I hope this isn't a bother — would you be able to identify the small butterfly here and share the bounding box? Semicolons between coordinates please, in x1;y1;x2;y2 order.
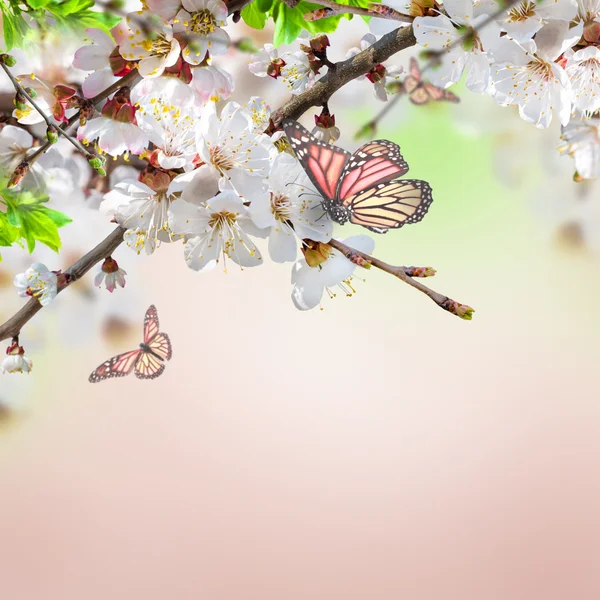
404;58;460;106
282;119;433;234
89;305;172;383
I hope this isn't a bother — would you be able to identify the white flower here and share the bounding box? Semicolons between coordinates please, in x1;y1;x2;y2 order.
131;76;196;109
280;51;315;94
414;0;502;92
102;173;182;254
13;262;58;306
369;0;412;36
119;13;181;78
146;0;182;20
1;342;32;374
558;116;600;179
566;46;600;115
190;64;234;103
77;92;149;157
168;190;265;271
291;235;375;310
94;257;127;293
248;153;333;263
499;0;577;41
136;98;197;170
73;28;121;98
490;21;580;128
174;0;230;65
344;34;404;100
312;123;340;144
248;44;280;77
196;100;272;201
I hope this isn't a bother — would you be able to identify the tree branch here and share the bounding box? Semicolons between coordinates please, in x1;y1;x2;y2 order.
328;238;474;319
0;227;126;342
272;25;417;123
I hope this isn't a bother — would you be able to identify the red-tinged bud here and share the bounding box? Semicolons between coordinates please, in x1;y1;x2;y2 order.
6;341;25;356
46;126;59;144
101;256;120;274
53;84;76;101
556;53;568;69
79;101;95;127
0;53;16;67
442;299;475;320
584;20;600;43
8;160;30;187
345;252;372;269
310;35;330;53
267;57;286;79
302;239;332;267
366;64;387;84
573;170;584;182
101;87;137;124
304;7;335;21
141;168;172;193
405;266;436;277
55;271;70;288
109;46;134;76
314;106;336;129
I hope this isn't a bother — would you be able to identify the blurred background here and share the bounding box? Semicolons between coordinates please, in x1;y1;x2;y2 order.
1;13;600;600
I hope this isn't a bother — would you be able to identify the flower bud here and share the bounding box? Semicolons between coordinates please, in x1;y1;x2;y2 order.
405;266;436;277
304;7;334;21
24;87;37;99
0;53;16;67
443;300;475;320
366;64;387;84
310;35;330;54
14;91;28;111
88;156;107;177
8;160;30;188
46;126;59;144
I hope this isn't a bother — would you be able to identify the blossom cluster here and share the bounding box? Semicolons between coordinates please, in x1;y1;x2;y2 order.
247;0;600;180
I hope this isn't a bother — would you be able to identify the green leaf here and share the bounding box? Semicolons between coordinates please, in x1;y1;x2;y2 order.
241;2;270;29
0;212;20;247
1;188;71;253
0;3;29;50
25;0;52;9
272;2;303;46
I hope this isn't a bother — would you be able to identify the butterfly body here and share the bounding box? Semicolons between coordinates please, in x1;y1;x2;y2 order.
89;305;172;383
282;119;433;234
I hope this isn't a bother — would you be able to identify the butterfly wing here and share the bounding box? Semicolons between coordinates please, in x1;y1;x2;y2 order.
88;349;141;383
409;57;422;81
337;140;409;200
347;179;433;234
143;304;160;345
409;86;431;105
282;119;350;201
134;351;166;380
147;332;172;361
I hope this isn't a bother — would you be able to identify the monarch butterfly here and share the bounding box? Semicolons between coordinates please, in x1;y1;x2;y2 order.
282;119;433;234
88;305;172;383
404;58;460;106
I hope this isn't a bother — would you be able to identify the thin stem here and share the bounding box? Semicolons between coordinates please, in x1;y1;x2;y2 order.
328;238;474;319
0;62;96;159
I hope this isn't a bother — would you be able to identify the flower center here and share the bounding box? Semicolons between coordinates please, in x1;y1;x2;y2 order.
209;210;238;230
526;58;555;82
507;1;536;22
190;10;217;36
271;193;292;221
209;145;235;174
142;33;173;57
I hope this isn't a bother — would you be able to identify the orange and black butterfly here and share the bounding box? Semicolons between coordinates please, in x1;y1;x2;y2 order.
282;119;433;234
404;58;460;106
89;305;172;382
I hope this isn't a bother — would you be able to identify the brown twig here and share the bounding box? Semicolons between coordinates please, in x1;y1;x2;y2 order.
305;0;413;23
0;62;96;160
272;25;417;124
328;238;474;319
0;227;126;342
